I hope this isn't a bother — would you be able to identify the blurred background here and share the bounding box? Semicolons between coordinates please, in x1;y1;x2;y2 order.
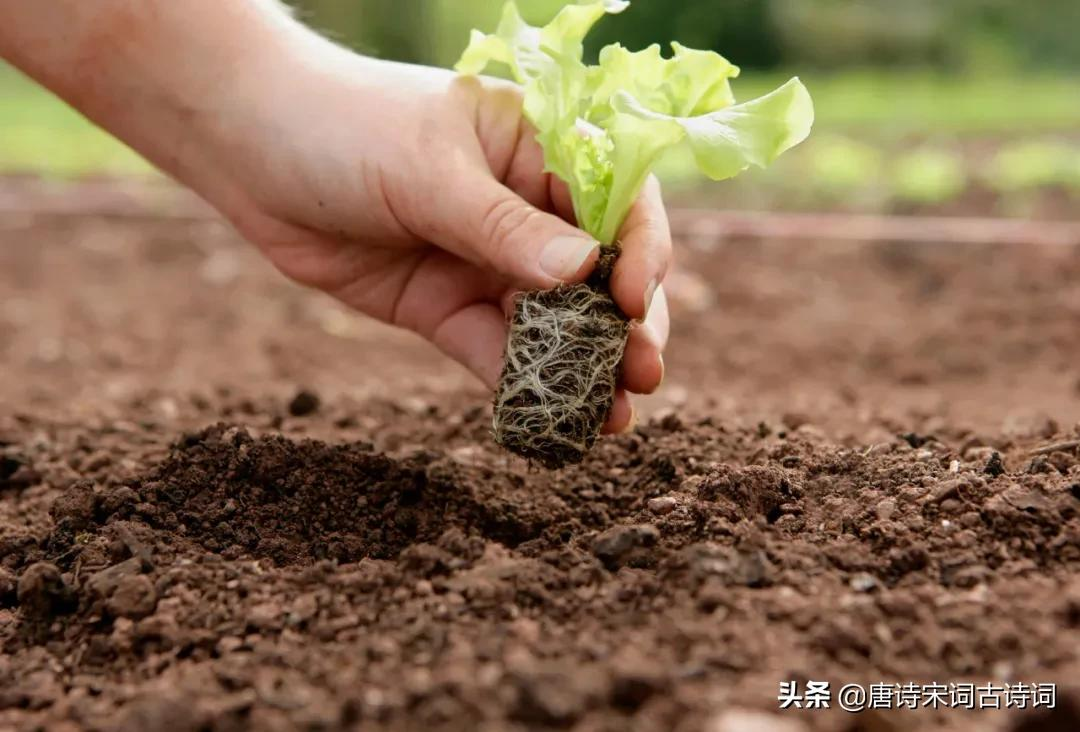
2;0;1079;218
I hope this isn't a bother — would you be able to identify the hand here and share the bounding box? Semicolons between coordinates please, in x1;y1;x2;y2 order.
0;1;671;433
209;50;670;433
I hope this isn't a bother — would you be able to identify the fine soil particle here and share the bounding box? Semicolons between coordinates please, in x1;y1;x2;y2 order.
3;209;1080;731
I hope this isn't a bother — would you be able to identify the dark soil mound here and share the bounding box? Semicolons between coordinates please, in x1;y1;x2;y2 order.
93;424;572;566
133;425;435;564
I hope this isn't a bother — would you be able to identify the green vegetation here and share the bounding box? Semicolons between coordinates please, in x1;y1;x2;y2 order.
736;72;1080;135
986;140;1080;192
468;0;812;467
891;148;967;204
2;0;1079;219
455;0;811;244
0;65;155;178
297;0;1080;74
5;59;1079;182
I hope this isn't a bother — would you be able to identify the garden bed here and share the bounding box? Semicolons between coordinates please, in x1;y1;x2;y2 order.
2;205;1079;731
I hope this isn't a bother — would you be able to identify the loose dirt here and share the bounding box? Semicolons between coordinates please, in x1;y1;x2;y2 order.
2;206;1080;731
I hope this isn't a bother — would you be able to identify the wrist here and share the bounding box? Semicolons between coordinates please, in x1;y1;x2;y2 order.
98;2;303;169
6;1;310;197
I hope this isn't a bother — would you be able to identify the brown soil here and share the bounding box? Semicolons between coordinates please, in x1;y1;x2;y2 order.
2;199;1080;732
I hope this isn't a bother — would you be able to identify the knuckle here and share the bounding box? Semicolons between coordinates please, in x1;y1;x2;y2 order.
479;194;534;260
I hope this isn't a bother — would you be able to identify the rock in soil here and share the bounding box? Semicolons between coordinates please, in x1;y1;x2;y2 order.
647;495;679;515
592;523;659;569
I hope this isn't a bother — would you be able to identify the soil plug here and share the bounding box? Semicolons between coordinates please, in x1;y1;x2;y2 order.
494;249;628;468
457;0;813;467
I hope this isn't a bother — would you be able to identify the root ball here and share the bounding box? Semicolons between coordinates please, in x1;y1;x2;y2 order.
493;282;630;469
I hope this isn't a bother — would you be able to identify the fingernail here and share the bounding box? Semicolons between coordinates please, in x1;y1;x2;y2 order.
657;353;665;386
540;236;597;280
643;278;659;316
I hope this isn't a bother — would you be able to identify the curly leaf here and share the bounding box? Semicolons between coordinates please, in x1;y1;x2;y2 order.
456;1;814;245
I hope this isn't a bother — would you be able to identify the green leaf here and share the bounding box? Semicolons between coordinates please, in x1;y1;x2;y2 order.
454;2;533;81
613;77;815;182
456;1;814;245
590;43;740;122
594;113;684;244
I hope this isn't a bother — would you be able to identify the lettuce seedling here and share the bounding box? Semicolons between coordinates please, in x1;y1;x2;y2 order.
458;0;813;468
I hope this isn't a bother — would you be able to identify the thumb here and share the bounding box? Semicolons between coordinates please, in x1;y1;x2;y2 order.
437;176;600;289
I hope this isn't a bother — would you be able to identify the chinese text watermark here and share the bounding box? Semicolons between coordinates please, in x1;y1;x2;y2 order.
778;680;1056;712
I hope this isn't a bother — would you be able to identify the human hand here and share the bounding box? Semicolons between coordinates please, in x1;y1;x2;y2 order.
210;50;669;432
0;1;670;432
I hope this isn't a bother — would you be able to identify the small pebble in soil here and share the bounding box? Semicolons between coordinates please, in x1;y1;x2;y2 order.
287;389;321;417
875;497;897;521
849;573;879;593
592;524;659;569
647;496;678;515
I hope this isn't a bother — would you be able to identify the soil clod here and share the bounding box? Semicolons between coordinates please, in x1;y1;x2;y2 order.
16;561;75;620
0;452;40;490
984;450;1007;477
105;574;157;619
49;479;96;534
287;389;321;417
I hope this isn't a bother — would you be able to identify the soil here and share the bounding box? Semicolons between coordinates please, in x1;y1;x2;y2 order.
2;198;1080;732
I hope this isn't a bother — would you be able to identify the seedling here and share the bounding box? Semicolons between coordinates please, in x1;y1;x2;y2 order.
457;0;813;468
